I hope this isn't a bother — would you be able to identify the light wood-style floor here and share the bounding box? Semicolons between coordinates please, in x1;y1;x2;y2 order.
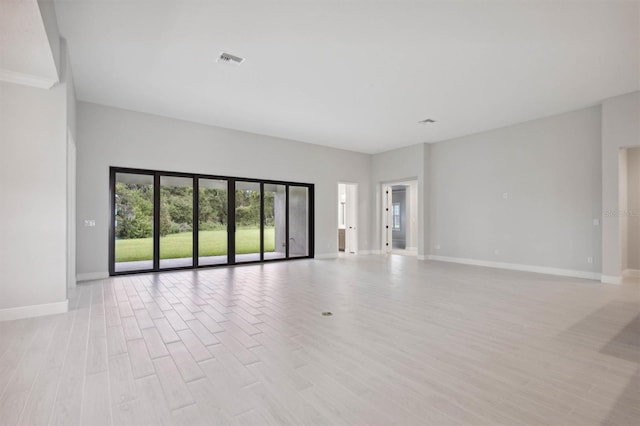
1;255;638;425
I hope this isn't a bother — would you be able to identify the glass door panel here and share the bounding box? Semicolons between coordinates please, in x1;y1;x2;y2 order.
289;186;309;258
159;176;194;269
114;173;154;272
198;178;228;266
264;183;286;260
235;181;261;263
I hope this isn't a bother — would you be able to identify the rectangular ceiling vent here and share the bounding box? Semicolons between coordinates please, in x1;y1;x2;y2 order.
217;52;244;65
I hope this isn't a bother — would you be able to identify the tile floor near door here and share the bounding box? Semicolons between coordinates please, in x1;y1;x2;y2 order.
1;256;639;425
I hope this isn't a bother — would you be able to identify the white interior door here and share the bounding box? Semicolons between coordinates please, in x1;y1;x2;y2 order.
345;184;358;253
383;185;392;253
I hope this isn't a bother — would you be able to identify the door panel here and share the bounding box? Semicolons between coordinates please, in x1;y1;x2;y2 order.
345;184;358;254
264;183;286;260
159;176;194;269
114;172;155;273
198;178;228;266
289;186;309;257
383;186;392;254
235;181;261;263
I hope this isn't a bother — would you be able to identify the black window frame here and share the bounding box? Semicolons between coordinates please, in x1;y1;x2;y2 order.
109;166;315;276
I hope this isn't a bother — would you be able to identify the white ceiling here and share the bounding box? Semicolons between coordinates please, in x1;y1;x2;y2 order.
54;0;639;154
1;0;59;88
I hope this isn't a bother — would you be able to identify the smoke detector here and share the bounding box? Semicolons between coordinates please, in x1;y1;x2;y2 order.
217;52;245;66
418;118;436;124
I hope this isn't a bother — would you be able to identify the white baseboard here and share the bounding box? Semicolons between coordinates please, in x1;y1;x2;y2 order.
623;269;640;278
0;299;68;322
315;253;338;259
601;275;622;285
316;251;381;258
426;255;601;281
406;246;418;251
417;254;427;260
77;272;109;282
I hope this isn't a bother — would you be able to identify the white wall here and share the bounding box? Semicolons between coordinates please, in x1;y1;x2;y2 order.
0;1;76;319
601;91;640;282
428;106;602;276
0;81;69;317
371;143;426;256
627;147;640;272
76;102;372;277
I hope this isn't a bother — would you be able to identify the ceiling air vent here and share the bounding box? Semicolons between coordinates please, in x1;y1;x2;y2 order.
217;52;244;65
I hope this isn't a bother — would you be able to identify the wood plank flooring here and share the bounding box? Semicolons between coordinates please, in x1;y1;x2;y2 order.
1;255;638;425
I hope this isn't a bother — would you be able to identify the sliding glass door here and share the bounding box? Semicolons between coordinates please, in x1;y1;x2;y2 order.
264;184;286;260
110;167;314;275
113;172;154;273
289;186;310;258
235;181;261;263
159;176;194;269
198;178;228;266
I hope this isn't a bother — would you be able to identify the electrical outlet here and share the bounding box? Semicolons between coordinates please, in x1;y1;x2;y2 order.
502;192;509;199
593;219;600;226
587;257;593;264
84;219;96;227
494;249;501;255
435;244;441;250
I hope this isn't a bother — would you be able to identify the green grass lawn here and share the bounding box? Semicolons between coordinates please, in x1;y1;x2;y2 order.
116;227;275;262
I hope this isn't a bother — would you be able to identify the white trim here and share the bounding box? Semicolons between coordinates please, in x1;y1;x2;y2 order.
315;253;338;259
406;246;418;251
601;275;622;285
417;254;427;260
0;69;58;89
623;269;640;278
0;299;68;322
77;272;109;282
67;129;77;289
358;250;373;255
426;255;601;281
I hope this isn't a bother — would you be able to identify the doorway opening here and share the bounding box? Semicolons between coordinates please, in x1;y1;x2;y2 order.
338;183;358;254
382;180;418;256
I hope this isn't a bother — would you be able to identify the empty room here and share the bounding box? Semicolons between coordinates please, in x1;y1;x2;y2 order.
1;0;639;425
